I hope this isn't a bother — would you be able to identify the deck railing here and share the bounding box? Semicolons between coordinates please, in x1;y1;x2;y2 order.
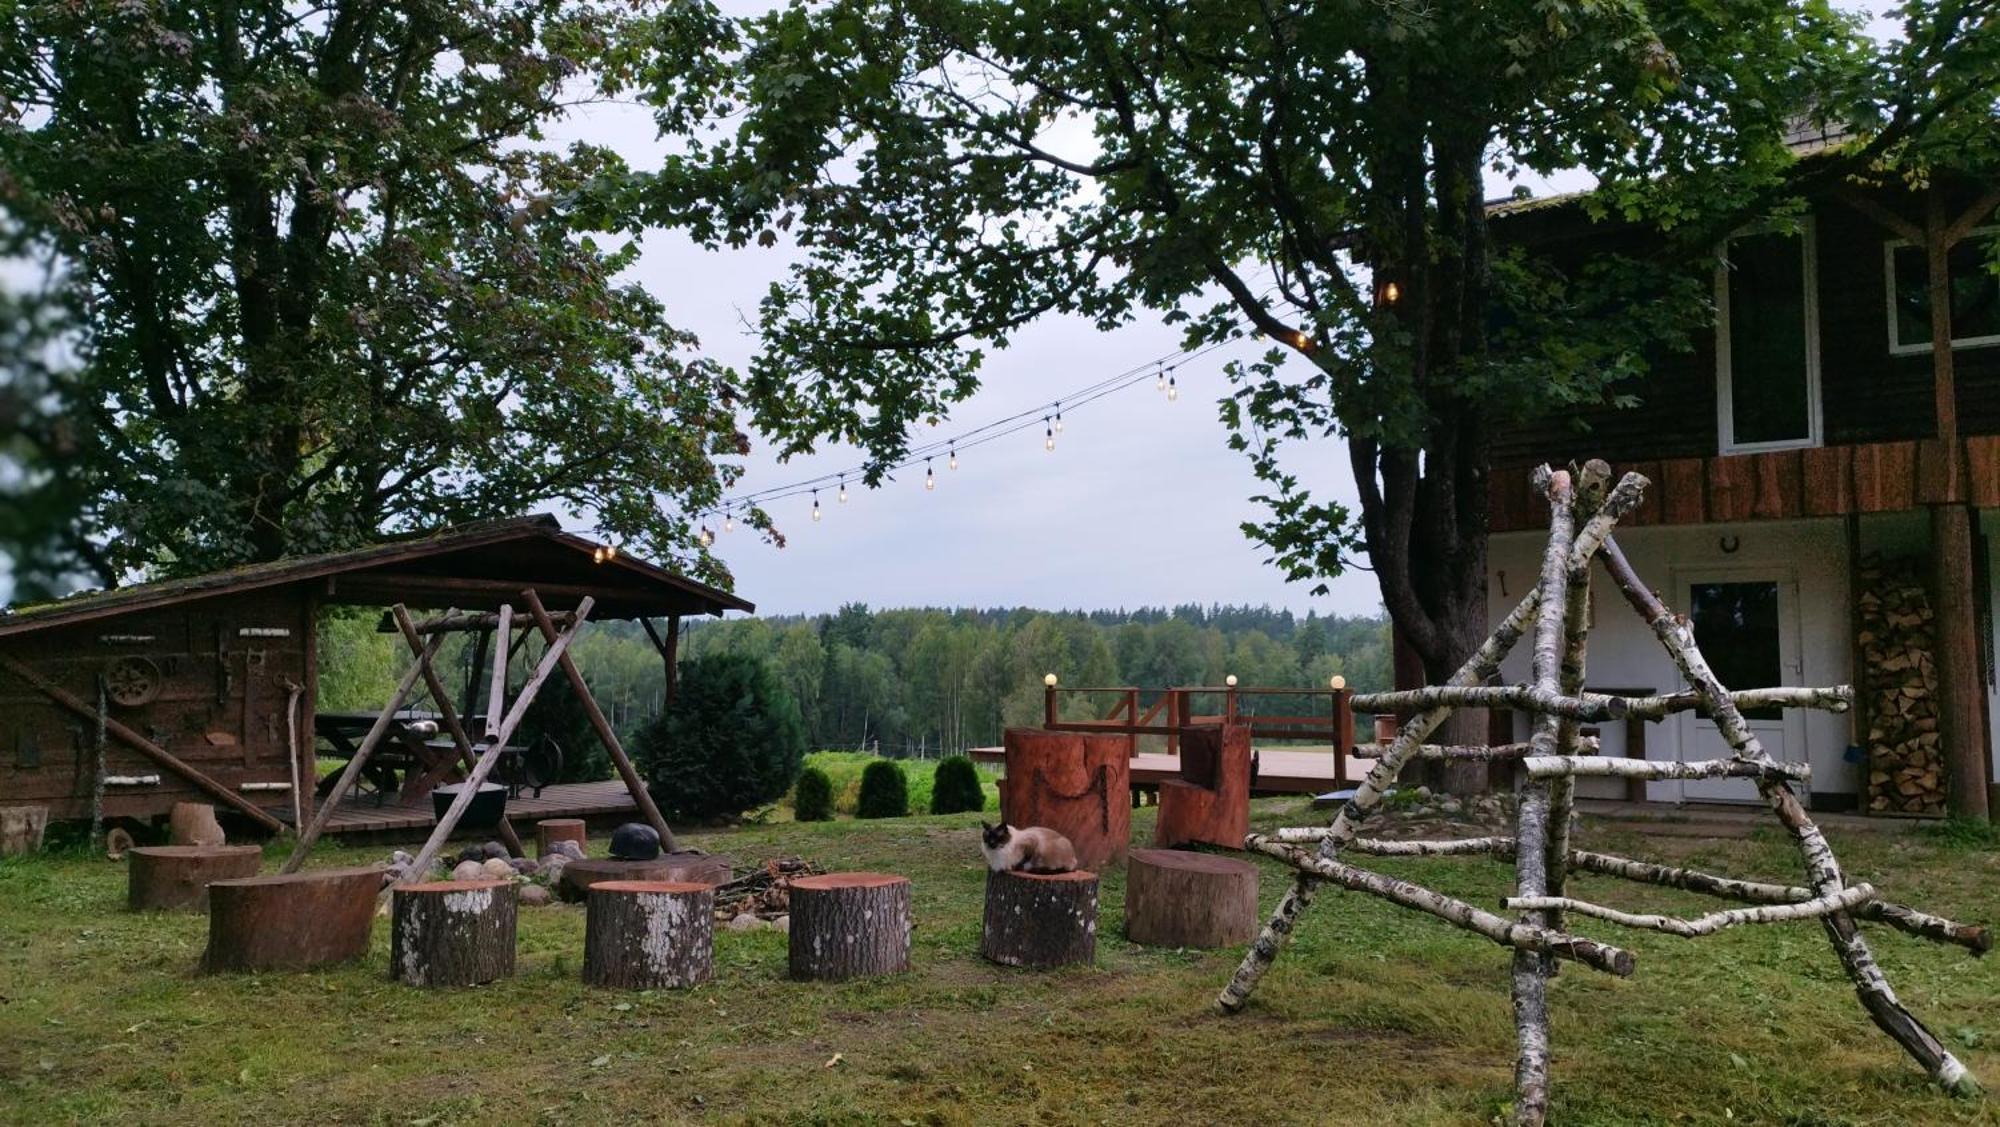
1041;684;1356;784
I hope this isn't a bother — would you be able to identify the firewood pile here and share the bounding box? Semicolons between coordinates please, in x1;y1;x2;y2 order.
715;856;824;920
1857;554;1946;816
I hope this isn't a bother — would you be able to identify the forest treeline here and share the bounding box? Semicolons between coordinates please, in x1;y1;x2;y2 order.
318;603;1391;758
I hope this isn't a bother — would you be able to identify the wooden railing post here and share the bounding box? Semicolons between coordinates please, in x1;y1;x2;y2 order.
1333;689;1354;786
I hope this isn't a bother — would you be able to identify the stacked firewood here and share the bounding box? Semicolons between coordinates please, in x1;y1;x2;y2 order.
1858;555;1946;816
714;856;823;920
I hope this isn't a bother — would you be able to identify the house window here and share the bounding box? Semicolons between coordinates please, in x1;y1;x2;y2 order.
1687;580;1784;719
1716;223;1822;453
1885;227;2000;354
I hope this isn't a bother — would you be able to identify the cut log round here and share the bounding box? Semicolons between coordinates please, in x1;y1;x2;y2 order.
169;802;226;846
202;866;383;973
997;727;1131;868
558;853;732;903
537;818;586;856
128;845;264;912
390;879;517;987
0;806;50;857
981;869;1098;969
583;880;715;989
1124;848;1259;948
1154;724;1251;850
787;872;912;981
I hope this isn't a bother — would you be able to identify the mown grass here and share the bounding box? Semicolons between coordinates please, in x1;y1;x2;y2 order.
797;751;1002;819
2;801;1998;1125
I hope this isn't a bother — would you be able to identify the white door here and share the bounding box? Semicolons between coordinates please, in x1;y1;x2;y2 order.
1666;571;1807;803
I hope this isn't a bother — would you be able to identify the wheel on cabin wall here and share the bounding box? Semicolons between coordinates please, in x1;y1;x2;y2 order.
103;657;162;708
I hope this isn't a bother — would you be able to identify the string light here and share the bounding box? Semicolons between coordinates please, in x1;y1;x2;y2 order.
698;525;713;547
1382;280;1401;304
1155;365;1167;392
925;457;936;490
811;489;821;522
1053;401;1064;433
948;444;958;471
838;476;848;504
723;505;735;533
1166;368;1179;402
1043;416;1055;451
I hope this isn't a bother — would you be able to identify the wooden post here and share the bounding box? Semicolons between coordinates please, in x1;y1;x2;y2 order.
980;869;1098;968
388;605;524;857
1932;503;1991;820
787;872;912;981
1125;848;1258;947
520;589;677;853
128;845;263;911
484;604;512;742
583;880;715;989
397;596;593;889
283;633;447;872
0;654;287;835
391;880;518;987
663;615;681;709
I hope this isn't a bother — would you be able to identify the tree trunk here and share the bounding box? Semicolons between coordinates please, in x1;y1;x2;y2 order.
1125;848;1258;948
997;727;1130;868
558;853;731;903
537;818;587;856
128;845;263;912
981;869;1098;968
169;802;227;846
390;879;517;987
203;866;383;973
787;873;912;981
582;880;715;989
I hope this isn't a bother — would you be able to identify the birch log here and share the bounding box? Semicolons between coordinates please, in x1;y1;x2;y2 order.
1547;460;1609;933
1521;757;1810;781
1502;884;1876;938
1599;536;1978;1097
1349;738;1596;760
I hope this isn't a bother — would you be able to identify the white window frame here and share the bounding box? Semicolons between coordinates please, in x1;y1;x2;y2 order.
1884;225;2000;355
1715;218;1823;455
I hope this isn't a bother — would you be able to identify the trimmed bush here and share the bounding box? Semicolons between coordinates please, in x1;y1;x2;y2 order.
635;653;806;822
930;755;986;814
794;766;835;822
856;760;909;819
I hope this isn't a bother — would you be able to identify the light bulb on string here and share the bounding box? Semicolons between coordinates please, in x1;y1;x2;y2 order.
1053;402;1064;433
1043;416;1055;452
811;489;821;522
925;457;936;491
698;525;713;547
723;505;735;533
1166;368;1179;402
1155;366;1167;392
948;444;958;471
838;476;848;504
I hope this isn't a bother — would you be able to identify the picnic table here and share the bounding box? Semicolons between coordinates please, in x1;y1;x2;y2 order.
314;710;458;807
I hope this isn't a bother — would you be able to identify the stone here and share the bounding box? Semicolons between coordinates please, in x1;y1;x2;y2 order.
552;840;586;862
1414;786;1433;801
726;912;764;932
518;884;553;907
480;857;516;880
542;857;568;887
481;841;510;861
512;857;540;875
457;846;487;865
452;860;487;882
770;914;790;934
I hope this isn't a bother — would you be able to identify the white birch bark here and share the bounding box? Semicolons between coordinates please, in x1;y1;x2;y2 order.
1521;756;1810;781
1502;883;1877;937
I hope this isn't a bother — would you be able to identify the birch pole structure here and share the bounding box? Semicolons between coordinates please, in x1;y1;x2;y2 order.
1213;464;1986;1122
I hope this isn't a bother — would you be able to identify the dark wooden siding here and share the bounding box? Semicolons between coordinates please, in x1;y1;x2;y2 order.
0;588;310;821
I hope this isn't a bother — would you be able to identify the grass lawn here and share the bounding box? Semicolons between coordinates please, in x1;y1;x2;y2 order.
2;799;1998;1125
799;752;1002;820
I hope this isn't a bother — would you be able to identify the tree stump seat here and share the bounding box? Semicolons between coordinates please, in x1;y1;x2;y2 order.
128;845;264;912
584;880;716;989
1154;724;1252;850
537;818;586;856
997;728;1131;868
787;872;912;981
557;853;731;903
1124;848;1259;948
391;879;518;987
201;865;383;973
981;869;1099;968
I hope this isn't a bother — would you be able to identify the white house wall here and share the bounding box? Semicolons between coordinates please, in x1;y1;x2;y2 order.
1984;509;2000;789
1486;518;1858;802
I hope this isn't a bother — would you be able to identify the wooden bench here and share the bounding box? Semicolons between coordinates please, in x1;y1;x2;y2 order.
201;866;383;973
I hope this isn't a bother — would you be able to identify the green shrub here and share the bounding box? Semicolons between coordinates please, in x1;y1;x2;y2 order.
793;766;835;822
856;760;909;819
635;653;806;822
929;755;986;814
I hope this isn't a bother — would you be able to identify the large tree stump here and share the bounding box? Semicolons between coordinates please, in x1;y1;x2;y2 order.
537;818;587;856
202;866;383;973
0;806;49;857
169;802;226;846
390;880;517;987
1155;724;1252;850
558;853;732;903
981;869;1098;969
787;873;912;981
997;728;1131;868
128;845;264;912
583;880;715;989
1124;848;1259;948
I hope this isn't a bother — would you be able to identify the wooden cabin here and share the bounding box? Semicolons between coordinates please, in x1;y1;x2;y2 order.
0;516;751;833
1485;145;1998;818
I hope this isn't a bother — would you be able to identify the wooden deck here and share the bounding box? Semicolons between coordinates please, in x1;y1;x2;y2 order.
970;745;1365;794
291;779;640;839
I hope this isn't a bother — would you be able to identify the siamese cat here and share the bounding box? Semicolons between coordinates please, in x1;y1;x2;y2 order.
980;821;1079;874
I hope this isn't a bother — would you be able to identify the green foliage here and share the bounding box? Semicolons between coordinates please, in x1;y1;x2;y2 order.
855;760;908;819
0;0;745;585
522;679;611;785
929;756;985;815
636;653;805;822
792;766;835;822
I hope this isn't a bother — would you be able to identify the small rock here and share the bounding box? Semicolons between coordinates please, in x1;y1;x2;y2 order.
457;845;486;865
389;849;415;867
541;857;567;886
452;860;486;882
1440;798;1462;815
553;840;586;861
512;857;540;875
770;914;789;934
518;884;553;907
726;913;764;932
480;857;515;880
1414;786;1432;801
481;841;510;861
